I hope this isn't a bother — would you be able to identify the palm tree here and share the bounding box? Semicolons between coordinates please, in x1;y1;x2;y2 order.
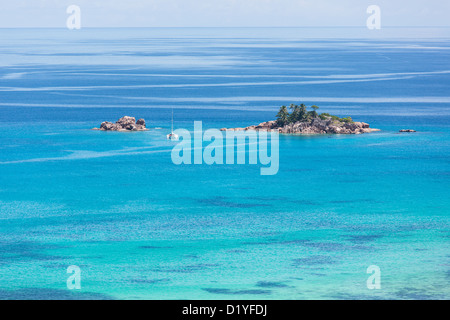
299;104;307;121
288;104;300;123
311;105;319;118
276;106;289;127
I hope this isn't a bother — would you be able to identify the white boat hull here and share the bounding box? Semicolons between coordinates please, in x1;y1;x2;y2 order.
167;133;179;141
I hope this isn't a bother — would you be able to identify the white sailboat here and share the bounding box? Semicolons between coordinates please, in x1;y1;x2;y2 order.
166;108;179;141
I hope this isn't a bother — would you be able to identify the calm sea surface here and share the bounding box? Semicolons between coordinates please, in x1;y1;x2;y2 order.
0;28;449;299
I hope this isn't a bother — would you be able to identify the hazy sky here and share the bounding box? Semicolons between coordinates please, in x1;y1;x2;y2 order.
0;0;449;28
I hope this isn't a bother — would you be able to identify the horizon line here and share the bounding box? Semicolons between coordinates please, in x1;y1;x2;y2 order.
1;26;450;29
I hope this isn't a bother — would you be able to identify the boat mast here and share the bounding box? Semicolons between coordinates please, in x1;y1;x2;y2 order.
171;108;174;133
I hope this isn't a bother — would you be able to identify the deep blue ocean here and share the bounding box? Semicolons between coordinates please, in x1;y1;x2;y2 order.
0;28;449;299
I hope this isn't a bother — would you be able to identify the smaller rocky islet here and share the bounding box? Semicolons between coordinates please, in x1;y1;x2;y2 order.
92;116;148;131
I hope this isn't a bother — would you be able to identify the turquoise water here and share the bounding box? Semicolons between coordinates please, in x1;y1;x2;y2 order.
0;28;449;300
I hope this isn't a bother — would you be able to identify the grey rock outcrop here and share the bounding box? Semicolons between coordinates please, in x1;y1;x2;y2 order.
94;116;148;131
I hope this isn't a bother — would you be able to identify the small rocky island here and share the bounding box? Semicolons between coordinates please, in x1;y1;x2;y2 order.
93;116;148;131
221;104;380;134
